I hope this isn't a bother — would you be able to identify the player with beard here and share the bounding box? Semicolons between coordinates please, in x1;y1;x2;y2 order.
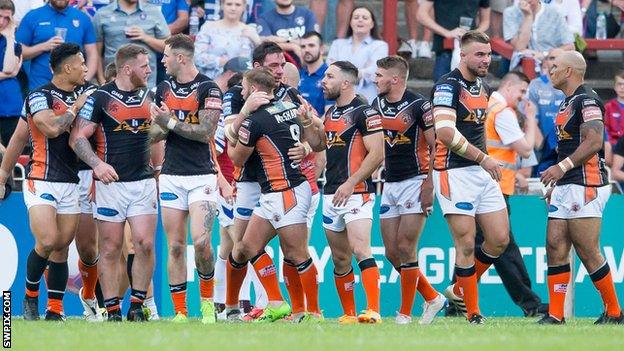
538;51;622;325
0;43;92;321
70;44;158;322
431;31;509;324
149;34;222;324
372;55;446;325
222;42;318;320
321;61;384;324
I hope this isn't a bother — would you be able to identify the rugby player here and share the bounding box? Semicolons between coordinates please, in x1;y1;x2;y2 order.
0;43;92;321
149;34;222;324
70;44;159;322
430;31;509;324
321;61;384;324
539;51;623;325
373;55;446;325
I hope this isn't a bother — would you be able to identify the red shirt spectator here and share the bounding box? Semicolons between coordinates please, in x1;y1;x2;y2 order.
604;72;624;145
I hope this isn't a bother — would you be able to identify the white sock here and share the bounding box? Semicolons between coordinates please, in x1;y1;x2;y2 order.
214;255;227;304
250;268;268;309
239;262;253;301
144;296;159;319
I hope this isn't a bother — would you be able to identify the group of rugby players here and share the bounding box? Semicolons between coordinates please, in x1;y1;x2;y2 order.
0;29;621;325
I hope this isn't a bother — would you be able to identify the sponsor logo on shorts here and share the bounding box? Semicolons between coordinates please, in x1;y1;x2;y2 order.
454;202;474;211
404;201;413;209
350;208;360;214
548;205;559;212
379;205;390;214
571;203;581;212
554;283;568;293
237;207;253;217
160;192;179;201
39;193;56;201
97;207;119;217
322;215;333;224
272;214;281;222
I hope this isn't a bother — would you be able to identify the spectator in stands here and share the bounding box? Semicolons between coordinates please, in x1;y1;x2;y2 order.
605;70;624;145
195;0;261;23
327;6;388;103
549;0;583;36
417;0;491;82
14;0;44;26
213;56;251;92
0;0;22;147
527;47;566;176
257;0;318;62
503;0;574;73
194;0;260;79
309;0;353;38
16;0;98;90
299;31;328;115
612;136;624;188
93;0;170;87
152;0;190;84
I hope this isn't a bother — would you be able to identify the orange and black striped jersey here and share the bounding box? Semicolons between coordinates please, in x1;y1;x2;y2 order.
555;85;608;187
155;73;222;176
224;83;301;182
22;83;89;183
78;81;154;182
323;97;382;195
372;90;433;182
431;68;491;171
237;99;305;193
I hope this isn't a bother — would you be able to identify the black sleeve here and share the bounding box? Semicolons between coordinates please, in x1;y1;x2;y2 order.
356;106;383;136
417;99;434;130
238;114;263;147
223;86;244;117
199;82;223;111
78;93;102;124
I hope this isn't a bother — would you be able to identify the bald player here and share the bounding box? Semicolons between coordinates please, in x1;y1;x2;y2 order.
539;51;623;325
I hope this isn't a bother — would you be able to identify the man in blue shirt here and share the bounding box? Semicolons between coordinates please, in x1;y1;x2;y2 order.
298;31;328;116
257;0;318;62
0;0;23;147
148;0;189;34
527;48;565;176
16;0;98;90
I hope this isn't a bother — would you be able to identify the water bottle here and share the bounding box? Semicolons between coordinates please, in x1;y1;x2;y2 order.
189;8;200;38
596;12;607;40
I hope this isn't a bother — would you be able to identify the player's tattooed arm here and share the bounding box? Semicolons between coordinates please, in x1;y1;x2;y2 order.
148;123;169;143
569;119;605;166
69;118;100;169
171;109;220;143
33;110;76;138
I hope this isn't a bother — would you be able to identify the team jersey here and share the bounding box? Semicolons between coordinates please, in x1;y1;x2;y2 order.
555;85;609;187
223;82;301;182
78;81;154;182
22;83;83;183
372;90;434;182
76;82;99;171
323;97;382;195
155;73;222;176
431;68;491;171
238;99;305;193
300;152;319;195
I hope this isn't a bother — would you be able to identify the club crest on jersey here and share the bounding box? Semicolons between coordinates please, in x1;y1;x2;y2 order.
73;20;80;27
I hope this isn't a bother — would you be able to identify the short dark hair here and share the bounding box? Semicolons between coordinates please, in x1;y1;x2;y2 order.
252;42;283;65
244;67;276;93
331;61;359;84
50;43;82;74
165;34;195;56
227;72;244;90
376;55;409;79
346;6;380;40
104;62;117;82
460;30;490;47
0;0;14;14
501;70;530;86
615;70;624;80
301;31;323;43
115;44;149;69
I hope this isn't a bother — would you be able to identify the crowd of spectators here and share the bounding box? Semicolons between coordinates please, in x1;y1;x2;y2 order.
0;0;623;188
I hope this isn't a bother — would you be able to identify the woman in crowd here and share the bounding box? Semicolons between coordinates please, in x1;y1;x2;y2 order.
327;6;388;103
194;0;261;79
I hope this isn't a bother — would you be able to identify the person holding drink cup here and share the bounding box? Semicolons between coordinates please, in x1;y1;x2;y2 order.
16;0;98;90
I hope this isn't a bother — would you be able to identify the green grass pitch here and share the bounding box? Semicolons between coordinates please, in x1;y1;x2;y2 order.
9;317;624;351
